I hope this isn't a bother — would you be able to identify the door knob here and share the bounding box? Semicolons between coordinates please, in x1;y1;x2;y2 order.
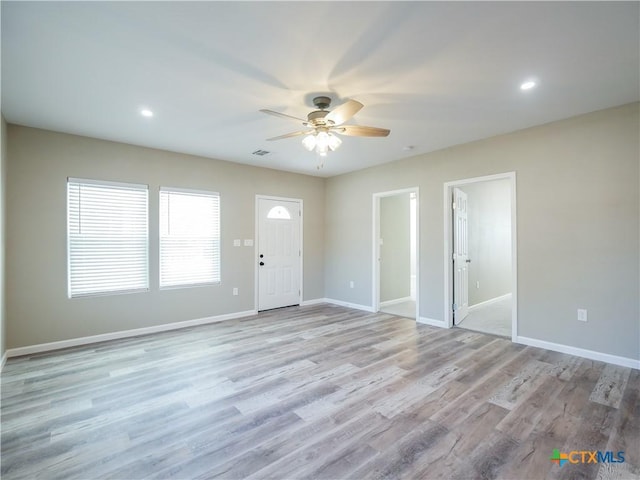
259;262;264;266
466;259;471;263
259;254;264;258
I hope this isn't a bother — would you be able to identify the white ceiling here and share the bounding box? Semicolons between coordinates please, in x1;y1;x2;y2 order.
2;1;639;177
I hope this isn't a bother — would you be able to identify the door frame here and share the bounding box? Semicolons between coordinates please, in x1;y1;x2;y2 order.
254;195;303;311
372;187;420;320
443;172;517;341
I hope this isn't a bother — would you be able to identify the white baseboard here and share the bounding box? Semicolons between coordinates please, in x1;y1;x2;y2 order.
468;293;511;312
324;298;376;313
6;309;258;359
300;298;327;307
516;335;640;370
417;317;448;328
0;351;7;372
380;296;413;307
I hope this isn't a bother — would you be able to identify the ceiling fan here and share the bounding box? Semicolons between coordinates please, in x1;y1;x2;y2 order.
260;96;390;158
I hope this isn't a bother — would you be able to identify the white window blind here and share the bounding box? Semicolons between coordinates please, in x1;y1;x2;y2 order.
67;178;149;298
160;188;221;288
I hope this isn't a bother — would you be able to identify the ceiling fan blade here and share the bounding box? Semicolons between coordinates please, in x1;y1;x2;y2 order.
266;130;314;141
325;99;364;126
333;125;390;137
260;109;307;123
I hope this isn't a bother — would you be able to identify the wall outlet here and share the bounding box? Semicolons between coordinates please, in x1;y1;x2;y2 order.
577;308;587;322
233;287;238;296
349;281;354;289
476;281;480;289
244;239;253;247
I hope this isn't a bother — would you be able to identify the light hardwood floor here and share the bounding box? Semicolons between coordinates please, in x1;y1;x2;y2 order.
1;304;638;479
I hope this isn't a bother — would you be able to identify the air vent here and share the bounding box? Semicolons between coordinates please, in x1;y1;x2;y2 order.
252;149;271;156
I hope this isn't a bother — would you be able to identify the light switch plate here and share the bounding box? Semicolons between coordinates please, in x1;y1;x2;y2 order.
244;239;253;247
233;239;241;247
577;309;587;322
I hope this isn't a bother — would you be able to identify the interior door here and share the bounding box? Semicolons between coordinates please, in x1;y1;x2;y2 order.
453;187;469;323
257;198;301;311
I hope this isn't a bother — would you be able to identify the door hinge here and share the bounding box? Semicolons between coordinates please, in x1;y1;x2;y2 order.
452;303;457;311
452;202;456;210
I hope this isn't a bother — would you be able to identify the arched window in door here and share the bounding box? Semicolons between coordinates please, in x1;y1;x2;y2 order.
267;206;291;220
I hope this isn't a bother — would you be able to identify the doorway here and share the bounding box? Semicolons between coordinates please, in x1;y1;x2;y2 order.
373;188;419;320
255;195;302;311
444;173;517;340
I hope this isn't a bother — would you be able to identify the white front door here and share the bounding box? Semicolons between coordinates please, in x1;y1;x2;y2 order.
453;187;469;323
257;197;301;311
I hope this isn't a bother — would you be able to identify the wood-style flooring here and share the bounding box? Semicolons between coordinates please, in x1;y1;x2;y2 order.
1;304;638;479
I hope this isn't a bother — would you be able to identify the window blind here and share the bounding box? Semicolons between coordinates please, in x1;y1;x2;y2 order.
67;178;149;297
159;188;221;288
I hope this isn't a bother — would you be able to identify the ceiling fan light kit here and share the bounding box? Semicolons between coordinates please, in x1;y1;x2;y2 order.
260;95;390;163
302;131;342;156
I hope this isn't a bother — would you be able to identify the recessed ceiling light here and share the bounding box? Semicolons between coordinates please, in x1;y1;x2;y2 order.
140;109;154;117
520;80;537;91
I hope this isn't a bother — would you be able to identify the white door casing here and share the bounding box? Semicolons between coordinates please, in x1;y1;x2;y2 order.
257;197;301;311
453;187;469;323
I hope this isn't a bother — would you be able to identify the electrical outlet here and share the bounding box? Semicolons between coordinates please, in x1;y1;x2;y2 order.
476;281;480;289
577;309;587;322
349;281;354;289
233;288;238;296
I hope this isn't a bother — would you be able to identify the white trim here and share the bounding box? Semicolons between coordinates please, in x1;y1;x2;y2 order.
255;195;303;312
324;298;376;313
5;309;257;358
417;317;448;328
372;187;420;321
516;336;640;370
444;172;518;342
468;293;512;312
380;296;413;307
1;351;7;372
300;298;327;307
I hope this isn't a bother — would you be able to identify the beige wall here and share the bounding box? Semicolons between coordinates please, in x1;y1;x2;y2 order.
462;179;511;306
1;4;5;363
325;103;639;361
6;126;325;349
380;193;411;303
1;117;6;361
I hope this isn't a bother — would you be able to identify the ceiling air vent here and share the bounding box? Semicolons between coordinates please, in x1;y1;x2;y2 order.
252;149;271;156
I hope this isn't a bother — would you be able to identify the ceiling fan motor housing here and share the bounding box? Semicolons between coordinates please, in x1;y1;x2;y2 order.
307;110;330;125
312;96;332;110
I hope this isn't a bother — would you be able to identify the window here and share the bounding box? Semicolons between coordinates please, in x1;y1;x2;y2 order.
267;206;291;219
67;178;149;297
159;188;220;288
